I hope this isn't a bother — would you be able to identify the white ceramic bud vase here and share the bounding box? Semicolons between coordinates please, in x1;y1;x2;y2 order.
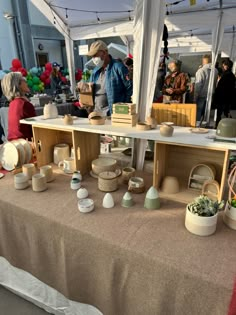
144;186;160;210
102;193;114;208
44;102;58;119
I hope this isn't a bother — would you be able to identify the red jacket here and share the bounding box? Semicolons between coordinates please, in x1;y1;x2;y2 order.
8;97;36;141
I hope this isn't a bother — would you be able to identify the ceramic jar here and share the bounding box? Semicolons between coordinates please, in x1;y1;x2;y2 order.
122;167;136;184
160;124;174;137
63;114;73;125
43;102;58;119
72;171;82;181
70;178;81;190
144;186;160;210
98;171;118;192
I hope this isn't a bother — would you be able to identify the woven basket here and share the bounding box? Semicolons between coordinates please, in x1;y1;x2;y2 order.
98;171;118;192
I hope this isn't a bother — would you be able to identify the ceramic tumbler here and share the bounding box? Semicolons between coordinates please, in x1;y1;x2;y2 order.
22;163;36;180
14;173;29;190
40;165;54;182
32;174;47;192
122;167;136;184
53;144;70;164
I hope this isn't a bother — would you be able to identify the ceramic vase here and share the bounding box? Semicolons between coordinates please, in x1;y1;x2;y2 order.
223;201;236;230
70;178;81;190
121;192;134;208
102;193;115;208
160;124;174;137
72;171;82;181
144;186;160;210
77;187;89;199
43;102;58;119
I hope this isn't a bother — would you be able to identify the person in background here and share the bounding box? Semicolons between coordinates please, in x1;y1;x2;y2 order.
50;62;63;94
123;57;133;81
214;59;236;128
1;72;35;140
194;55;218;121
153;62;166;102
85;40;132;116
162;60;188;103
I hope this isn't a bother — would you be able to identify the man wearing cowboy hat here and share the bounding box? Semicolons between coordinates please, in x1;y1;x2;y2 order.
84;40;132;116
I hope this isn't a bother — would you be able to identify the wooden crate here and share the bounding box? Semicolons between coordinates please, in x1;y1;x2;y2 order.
111;113;137;127
113;103;136;115
153;142;229;203
151;103;196;127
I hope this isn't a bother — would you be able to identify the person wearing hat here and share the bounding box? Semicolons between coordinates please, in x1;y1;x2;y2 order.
84;40;132;115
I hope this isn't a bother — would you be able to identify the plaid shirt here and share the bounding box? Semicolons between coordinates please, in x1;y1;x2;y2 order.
90;56;133;113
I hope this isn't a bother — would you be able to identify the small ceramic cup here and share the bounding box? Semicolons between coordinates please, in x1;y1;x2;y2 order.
40;165;54;182
122;167;136;184
22;163;36;180
14;172;29;190
78;198;94;213
58;157;75;174
70;178;81;190
32;174;47;192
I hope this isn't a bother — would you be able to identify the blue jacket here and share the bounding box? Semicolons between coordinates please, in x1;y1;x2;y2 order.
90;56;133;113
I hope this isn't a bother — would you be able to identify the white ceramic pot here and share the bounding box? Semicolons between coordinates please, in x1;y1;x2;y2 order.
72;171;82;181
223;201;236;230
14;173;29;190
70;178;81;190
185;206;218;236
44;102;58;119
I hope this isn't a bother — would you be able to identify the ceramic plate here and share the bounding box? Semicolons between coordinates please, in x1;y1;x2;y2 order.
0;142;19;171
190;128;209;134
11;140;25;166
15;138;32;163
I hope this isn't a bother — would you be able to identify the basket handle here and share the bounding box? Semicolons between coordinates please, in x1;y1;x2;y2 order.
228;165;236;200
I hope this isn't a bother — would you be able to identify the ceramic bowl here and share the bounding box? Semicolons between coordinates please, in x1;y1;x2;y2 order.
92;158;117;175
161;176;180;194
102;193;115;208
14;173;29;190
77;187;89;199
78;198;94;213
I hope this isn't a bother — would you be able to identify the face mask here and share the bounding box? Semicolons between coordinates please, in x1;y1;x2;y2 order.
92;57;104;68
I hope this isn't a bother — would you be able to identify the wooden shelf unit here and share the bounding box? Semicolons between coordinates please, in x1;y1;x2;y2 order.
32;126;100;175
153;142;230;203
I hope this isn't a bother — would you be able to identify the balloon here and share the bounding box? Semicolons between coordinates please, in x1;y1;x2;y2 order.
45;62;52;72
30;67;38;75
19;67;27;76
44;70;50;77
32;76;40;84
32;84;39;91
40;74;46;81
27;80;33;87
10;67;18;72
45;78;51;85
12;58;22;69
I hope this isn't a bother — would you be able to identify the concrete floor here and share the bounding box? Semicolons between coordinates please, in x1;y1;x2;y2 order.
0;285;50;315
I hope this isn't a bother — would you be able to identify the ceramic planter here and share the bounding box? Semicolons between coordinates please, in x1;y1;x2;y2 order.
185;206;218;236
223;201;236;230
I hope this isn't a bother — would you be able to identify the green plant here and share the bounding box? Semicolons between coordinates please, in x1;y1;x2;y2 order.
187;195;224;217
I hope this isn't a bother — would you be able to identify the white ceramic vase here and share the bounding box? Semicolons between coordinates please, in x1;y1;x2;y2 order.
44;102;58;119
102;193;114;208
185;206;218;236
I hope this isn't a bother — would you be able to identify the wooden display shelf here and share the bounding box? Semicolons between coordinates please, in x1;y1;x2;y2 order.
153;142;230;203
32;126;100;175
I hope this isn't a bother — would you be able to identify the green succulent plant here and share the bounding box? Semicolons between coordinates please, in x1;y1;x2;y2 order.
187;195;224;217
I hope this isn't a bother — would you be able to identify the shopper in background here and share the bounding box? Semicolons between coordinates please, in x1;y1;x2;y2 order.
1;72;35;140
84;40;132;116
194;55;218;121
162;60;188;103
214;59;236;128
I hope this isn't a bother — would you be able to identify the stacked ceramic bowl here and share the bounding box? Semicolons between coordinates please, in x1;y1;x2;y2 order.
14;173;29;190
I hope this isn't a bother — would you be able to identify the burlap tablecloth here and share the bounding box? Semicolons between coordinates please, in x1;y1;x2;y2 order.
0;171;235;315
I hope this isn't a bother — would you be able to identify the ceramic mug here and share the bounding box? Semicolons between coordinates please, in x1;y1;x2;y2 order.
22;163;36;180
58;157;75;173
53;144;70;164
40;165;54;182
32;173;47;192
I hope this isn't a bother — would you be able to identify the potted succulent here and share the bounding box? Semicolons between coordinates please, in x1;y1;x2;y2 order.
185;195;224;236
223;165;236;230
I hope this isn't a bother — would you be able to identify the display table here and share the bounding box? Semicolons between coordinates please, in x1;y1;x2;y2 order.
20;116;236;203
0;171;235;315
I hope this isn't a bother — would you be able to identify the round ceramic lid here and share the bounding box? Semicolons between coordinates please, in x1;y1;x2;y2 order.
0;142;19;171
